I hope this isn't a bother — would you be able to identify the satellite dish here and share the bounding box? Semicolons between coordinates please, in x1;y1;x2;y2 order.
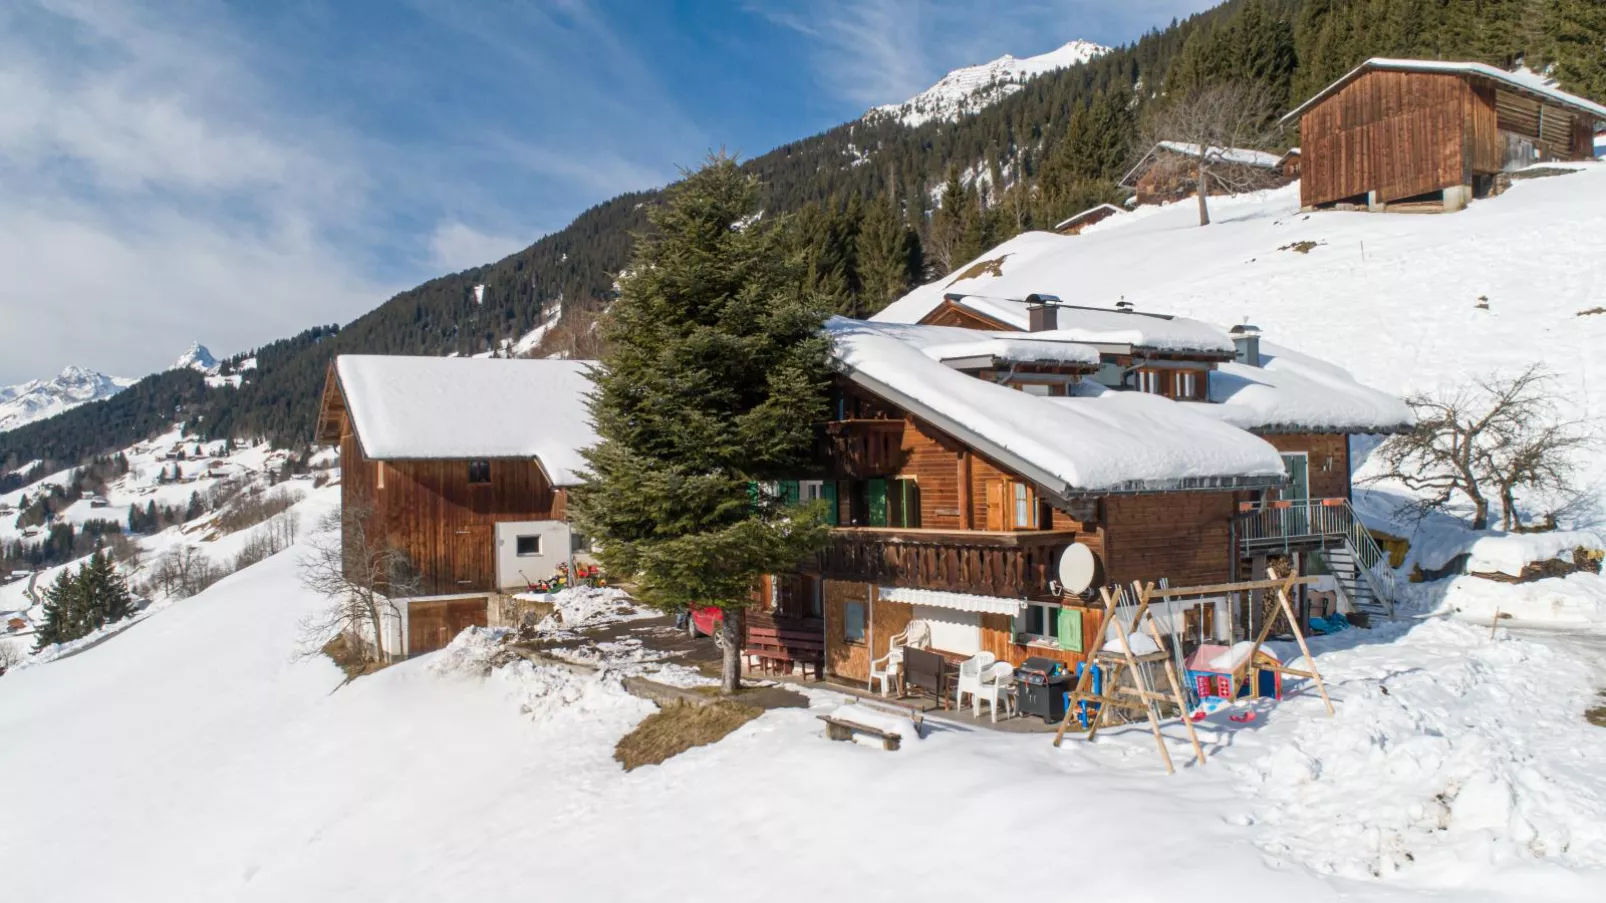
1056;544;1096;595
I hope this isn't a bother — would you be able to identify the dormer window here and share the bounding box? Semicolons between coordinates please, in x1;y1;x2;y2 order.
467;460;491;484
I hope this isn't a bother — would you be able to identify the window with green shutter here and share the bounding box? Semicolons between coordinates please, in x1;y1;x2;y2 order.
822;481;839;526
780;480;800;506
867;478;888;527
1057;606;1083;652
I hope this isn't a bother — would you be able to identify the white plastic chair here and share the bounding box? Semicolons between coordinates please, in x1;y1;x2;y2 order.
891;620;932;650
868;646;904;697
974;661;1016;722
953;651;997;711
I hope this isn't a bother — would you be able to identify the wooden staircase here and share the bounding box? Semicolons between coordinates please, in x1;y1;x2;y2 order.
1234;498;1397;619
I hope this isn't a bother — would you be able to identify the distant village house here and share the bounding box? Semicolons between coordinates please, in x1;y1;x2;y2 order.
1053;203;1122;236
1284;58;1606;213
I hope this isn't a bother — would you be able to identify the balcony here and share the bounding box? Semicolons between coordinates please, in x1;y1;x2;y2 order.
818;419;905;479
815;527;1080;598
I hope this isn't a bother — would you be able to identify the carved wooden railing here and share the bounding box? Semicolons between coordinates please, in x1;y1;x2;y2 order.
815;528;1079;598
818;419;906;479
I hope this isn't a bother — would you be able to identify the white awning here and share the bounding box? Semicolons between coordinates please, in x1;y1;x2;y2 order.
877;586;1024;617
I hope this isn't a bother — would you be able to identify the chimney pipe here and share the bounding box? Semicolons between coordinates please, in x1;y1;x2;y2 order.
1115;300;1134;313
1024;293;1059;332
1230;324;1262;367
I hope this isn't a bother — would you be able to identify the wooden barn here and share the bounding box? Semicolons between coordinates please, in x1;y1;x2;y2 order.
316;355;598;656
1284;58;1606;212
1120;141;1289;206
747;308;1411;695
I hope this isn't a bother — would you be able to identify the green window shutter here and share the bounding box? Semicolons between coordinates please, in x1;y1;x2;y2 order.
1058;606;1083;652
780;480;800;506
867;479;888;527
901;479;921;528
822;481;839;526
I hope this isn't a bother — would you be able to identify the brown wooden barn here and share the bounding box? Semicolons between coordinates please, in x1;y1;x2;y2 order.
1284;58;1606;213
749;308;1412;696
316;355;598;656
1119;141;1290;206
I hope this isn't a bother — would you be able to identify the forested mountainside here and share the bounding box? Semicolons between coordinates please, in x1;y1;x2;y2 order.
3;0;1601;478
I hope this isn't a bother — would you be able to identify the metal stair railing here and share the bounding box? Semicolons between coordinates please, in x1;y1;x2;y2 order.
1234;498;1397;619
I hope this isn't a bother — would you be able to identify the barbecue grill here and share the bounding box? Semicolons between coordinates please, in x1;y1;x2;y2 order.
1015;656;1070;723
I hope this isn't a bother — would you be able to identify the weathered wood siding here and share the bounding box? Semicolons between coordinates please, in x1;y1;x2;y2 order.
1260;433;1351;501
1298;70;1479;207
408;598;489;655
340;421;563;595
1102;492;1236;588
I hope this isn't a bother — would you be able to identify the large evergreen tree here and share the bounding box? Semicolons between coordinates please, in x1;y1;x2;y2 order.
568;155;834;694
1549;0;1606;99
855;191;918;316
34;568;83;650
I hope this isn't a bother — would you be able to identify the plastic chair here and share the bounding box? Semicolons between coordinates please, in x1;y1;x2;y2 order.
953;651;997;711
974;661;1016;722
868;646;904;697
891;620;932;650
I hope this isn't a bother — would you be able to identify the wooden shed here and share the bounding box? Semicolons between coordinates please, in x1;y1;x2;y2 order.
316;355;599;656
1053;203;1123;235
1284;58;1606;212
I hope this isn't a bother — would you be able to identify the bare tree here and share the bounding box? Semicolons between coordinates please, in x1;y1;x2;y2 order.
298;503;419;664
1368;366;1593;531
1140;82;1282;226
0;642;22;675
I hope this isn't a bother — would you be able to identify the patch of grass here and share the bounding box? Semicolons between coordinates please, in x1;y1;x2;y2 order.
614;700;761;771
1278;240;1322;254
1587;692;1606;729
949;255;1008;282
322;634;386;683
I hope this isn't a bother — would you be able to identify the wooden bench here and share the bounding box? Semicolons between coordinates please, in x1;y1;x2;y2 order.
744;624;825;680
818;715;902;751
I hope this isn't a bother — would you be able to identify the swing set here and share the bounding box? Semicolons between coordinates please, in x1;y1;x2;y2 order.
1051;568;1335;774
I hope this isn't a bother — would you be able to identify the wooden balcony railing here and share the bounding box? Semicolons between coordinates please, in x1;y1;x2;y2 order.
818;419;905;479
815;527;1080;598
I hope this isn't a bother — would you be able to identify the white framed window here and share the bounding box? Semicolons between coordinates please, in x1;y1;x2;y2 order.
1013;482;1036;529
515;535;542;557
799;480;826;502
1018;601;1061;643
843;601;866;644
1020;383;1052;396
1174;370;1198;399
1136;370;1161;394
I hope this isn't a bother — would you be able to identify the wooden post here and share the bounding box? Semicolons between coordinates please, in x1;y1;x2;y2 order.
1274;579;1334;716
1145;613;1206;767
1489;608;1501;640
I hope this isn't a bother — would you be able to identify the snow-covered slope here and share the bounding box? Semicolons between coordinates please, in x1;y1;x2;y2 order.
869;40;1109;127
0;366;135;433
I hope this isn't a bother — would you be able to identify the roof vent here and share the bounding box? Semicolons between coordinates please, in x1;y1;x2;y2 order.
1024;293;1060;332
1115;300;1135;313
1230;323;1262;367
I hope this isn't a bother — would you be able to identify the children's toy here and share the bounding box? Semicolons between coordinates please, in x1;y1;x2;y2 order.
1184;642;1283;705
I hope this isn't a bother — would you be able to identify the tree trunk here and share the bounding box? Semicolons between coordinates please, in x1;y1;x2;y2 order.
720;606;745;695
1197;161;1211;226
366;597;388;663
1470;494;1490;532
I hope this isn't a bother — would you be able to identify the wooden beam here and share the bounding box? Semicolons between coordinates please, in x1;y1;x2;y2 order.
1147;576;1320;598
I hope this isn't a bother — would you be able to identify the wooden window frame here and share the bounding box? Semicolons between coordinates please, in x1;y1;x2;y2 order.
843;600;867;645
467;460;492;485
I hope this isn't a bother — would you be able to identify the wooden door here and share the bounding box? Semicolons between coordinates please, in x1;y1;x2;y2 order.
408;598;489;655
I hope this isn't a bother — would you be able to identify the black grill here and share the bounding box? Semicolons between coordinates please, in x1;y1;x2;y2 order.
1014;656;1070;723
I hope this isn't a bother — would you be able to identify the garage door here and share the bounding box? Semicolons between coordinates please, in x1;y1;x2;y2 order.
408;597;488;655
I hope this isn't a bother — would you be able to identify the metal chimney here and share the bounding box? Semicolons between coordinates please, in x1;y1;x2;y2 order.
1230;324;1262;367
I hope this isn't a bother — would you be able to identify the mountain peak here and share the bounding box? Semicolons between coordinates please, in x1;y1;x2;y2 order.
868;40;1111;127
0;366;133;433
173;343;220;374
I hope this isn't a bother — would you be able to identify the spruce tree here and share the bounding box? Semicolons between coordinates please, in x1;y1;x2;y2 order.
856;191;916;316
34;568;82;650
79;551;134;626
1548;0;1606;100
567;154;834;694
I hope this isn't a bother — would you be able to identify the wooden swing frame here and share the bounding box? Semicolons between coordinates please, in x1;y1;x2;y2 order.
1051;569;1335;774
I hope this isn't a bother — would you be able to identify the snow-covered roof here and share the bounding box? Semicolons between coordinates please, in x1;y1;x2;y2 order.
333;356;598;486
1053;203;1123;231
1191;342;1414;435
913;293;1238;356
890;322;1100;369
1121;142;1284;186
826;318;1287;495
1282;58;1606;125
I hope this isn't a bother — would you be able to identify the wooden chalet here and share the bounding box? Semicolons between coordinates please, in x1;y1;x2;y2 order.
755;296;1412;691
1283;58;1606;213
316;355;598;656
1120;141;1290;206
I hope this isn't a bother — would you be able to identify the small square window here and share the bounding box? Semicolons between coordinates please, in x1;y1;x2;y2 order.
516;535;541;557
843;601;866;644
467;460;491;484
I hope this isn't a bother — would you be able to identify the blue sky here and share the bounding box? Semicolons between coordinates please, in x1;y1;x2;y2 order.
0;0;1217;384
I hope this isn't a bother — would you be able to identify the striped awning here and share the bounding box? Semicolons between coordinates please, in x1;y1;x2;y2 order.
877;586;1024;617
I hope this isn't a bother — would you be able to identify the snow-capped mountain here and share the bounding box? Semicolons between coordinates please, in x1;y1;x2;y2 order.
172;343;220;374
868;40;1110;127
0;366;136;433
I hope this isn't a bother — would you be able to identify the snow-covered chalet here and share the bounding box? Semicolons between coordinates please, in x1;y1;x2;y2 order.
316;355;598;656
748;274;1412;687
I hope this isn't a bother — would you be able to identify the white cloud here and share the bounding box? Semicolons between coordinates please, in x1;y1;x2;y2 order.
427;221;527;273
